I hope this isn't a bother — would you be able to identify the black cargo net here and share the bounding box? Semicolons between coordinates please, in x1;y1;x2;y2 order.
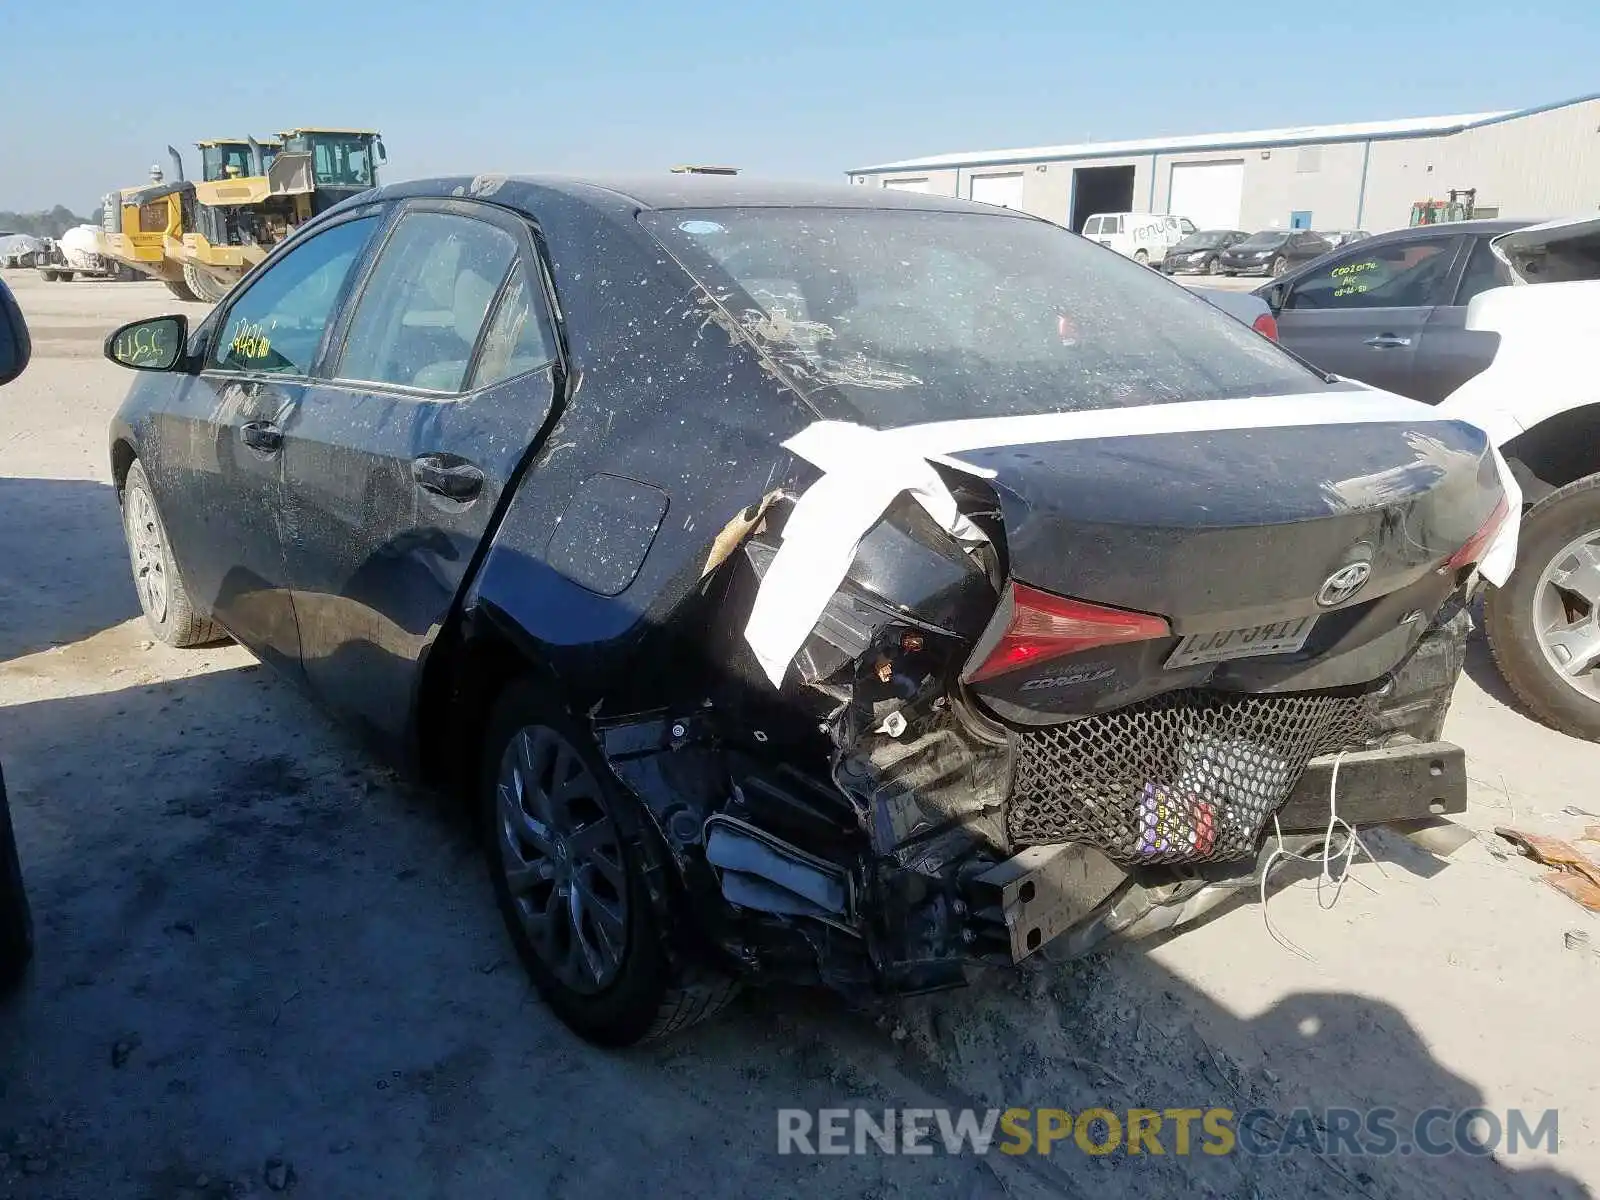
1007;690;1375;864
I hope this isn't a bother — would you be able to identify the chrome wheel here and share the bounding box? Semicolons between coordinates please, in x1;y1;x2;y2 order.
125;485;170;626
494;726;629;995
1533;529;1600;702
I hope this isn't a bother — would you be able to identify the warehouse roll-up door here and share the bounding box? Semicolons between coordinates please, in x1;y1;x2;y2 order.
1169;160;1245;229
969;172;1025;209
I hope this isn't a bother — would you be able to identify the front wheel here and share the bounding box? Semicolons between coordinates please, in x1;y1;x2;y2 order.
1270;256;1288;278
482;682;736;1044
1486;475;1600;740
181;261;233;304
0;766;33;994
1207;257;1222;275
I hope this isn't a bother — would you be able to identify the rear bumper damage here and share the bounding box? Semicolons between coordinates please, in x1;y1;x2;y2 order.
601;596;1476;997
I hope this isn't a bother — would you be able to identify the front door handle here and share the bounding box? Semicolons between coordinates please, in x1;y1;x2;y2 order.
412;455;484;501
240;421;283;452
1364;334;1412;349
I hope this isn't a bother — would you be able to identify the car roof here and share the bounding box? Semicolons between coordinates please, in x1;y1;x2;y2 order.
1360;218;1531;243
378;174;1034;217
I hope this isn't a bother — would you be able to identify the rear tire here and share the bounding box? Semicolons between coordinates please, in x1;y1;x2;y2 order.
165;278;201;302
181;261;232;304
0;766;33;995
1134;249;1150;266
121;461;224;648
1486;476;1600;741
481;680;737;1045
40;270;58;282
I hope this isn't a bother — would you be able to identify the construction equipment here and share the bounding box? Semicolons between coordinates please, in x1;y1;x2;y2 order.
1409;188;1477;227
171;127;386;301
99;140;282;300
37;226;139;282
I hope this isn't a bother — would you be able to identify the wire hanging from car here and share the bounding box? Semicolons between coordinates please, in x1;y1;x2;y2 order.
1257;752;1387;961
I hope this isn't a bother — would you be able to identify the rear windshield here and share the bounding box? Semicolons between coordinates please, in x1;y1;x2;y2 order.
639;207;1321;425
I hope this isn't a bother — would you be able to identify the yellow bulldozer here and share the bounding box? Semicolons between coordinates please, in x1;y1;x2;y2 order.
172;128;386;301
99;140;273;300
98;128;385;303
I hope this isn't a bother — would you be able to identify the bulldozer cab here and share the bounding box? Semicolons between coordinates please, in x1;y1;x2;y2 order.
198;139;281;183
277;129;385;192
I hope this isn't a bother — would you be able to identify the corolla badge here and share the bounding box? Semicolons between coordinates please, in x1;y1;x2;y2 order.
1316;561;1373;607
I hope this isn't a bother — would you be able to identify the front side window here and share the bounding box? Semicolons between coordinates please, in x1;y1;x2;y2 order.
299;136;375;189
209;215;378;376
337;211;519;393
641;206;1322;426
1287;239;1456;311
1083;217;1102;235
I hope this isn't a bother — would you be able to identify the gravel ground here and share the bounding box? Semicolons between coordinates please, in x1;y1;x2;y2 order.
0;270;1595;1199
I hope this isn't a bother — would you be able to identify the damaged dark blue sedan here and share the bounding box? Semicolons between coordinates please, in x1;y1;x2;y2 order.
106;177;1513;1044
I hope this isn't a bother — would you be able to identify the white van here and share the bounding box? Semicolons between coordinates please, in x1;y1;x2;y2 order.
1082;212;1196;266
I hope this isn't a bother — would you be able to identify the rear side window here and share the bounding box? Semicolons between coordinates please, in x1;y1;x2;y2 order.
210;215;378;376
1455;237;1513;306
470;261;559;389
641;207;1321;425
337;211;518;393
1287;239;1456;311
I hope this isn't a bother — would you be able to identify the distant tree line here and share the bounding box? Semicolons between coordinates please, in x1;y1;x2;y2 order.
0;206;100;239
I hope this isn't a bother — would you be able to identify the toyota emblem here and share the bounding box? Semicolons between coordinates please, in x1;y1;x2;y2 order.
1317;562;1373;607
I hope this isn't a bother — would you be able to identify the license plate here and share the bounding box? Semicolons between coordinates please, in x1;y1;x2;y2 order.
1165;616;1316;669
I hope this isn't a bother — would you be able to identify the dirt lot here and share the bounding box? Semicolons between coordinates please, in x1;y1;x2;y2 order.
1;270;1595;1199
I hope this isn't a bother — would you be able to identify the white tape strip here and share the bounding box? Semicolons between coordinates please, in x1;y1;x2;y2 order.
744;390;1521;686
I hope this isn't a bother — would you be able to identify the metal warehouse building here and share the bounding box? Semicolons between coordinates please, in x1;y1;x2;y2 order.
848;93;1600;235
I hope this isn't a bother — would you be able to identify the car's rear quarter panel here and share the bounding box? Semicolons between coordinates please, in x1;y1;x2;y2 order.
460;186;819;711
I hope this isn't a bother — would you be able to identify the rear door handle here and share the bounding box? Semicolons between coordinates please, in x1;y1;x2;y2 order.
1364;334;1412;349
411;455;484;500
240;421;282;452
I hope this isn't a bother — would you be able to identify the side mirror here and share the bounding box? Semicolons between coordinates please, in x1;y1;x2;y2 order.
105;315;190;372
0;278;31;386
375;139;388;165
1264;282;1289;313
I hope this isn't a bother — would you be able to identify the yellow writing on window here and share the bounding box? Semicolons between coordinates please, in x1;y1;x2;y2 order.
230;320;274;361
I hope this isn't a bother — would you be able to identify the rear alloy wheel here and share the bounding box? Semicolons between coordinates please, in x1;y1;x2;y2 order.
121;461;224;647
1270;255;1288;277
482;683;736;1044
1486;476;1600;740
181;261;233;304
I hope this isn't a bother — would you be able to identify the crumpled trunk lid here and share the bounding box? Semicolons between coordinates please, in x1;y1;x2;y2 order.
951;418;1503;721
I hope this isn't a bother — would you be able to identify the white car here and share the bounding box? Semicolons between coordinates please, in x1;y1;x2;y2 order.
1082;212;1196;266
1437;214;1600;739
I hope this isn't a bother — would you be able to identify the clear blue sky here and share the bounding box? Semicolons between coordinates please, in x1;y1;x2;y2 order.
4;0;1597;212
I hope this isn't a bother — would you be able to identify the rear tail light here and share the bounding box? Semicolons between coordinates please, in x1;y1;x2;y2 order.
1446;495;1511;572
1252;312;1279;341
966;583;1171;683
